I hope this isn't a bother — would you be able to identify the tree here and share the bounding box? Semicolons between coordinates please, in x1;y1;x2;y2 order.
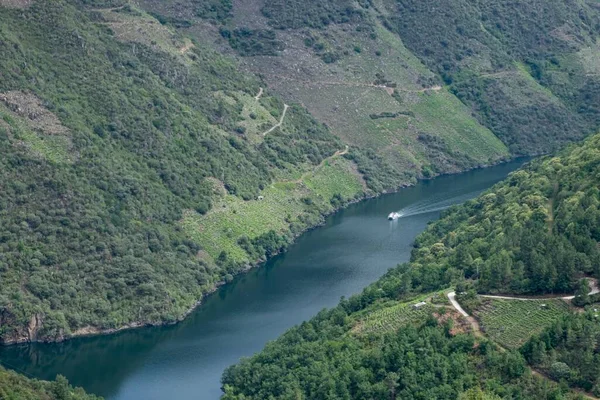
550;362;571;381
572;279;591;307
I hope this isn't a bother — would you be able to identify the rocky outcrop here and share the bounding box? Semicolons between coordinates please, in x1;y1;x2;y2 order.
0;308;44;344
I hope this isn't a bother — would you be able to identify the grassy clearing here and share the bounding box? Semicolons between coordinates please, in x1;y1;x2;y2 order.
237;93;278;139
304;157;364;200
182;157;364;263
181;184;306;262
99;6;189;59
578;40;600;75
473;298;571;349
352;301;435;335
411;90;509;161
0;109;72;164
351;289;452;335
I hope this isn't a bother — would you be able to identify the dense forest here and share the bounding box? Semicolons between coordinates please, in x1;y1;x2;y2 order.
222;133;600;398
384;0;600;155
0;0;598;346
522;312;600;395
0;0;350;344
0;367;99;400
222;314;573;400
378;133;600;298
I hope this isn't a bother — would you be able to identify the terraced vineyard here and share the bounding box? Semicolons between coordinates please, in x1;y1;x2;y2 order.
352;301;435;335
473;299;571;349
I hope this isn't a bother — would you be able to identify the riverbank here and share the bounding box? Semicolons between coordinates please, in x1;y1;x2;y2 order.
1;155;517;346
0;157;528;399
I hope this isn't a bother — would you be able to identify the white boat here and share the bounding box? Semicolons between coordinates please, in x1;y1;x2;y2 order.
388;212;401;220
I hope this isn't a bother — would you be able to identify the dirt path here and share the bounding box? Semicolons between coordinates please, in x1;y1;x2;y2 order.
91;6;125;12
478;279;599;301
448;292;484;337
447;292;469;316
254;87;263;101
280;145;350;185
478;70;518;80
268;74;442;94
447;290;600;399
262;104;289;136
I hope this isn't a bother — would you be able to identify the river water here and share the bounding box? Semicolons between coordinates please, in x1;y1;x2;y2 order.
0;159;527;399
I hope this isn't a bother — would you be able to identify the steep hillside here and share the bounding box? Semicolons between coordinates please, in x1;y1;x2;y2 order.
0;0;597;346
137;0;600;160
222;133;600;399
0;0;350;343
0;0;511;344
137;0;512;186
382;0;600;154
0;367;99;400
523;311;600;395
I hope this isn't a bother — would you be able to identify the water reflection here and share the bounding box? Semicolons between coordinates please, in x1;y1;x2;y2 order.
0;159;529;400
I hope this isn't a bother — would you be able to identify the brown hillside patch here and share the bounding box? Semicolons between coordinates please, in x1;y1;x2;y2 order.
435;307;472;336
0;0;33;9
0;91;69;135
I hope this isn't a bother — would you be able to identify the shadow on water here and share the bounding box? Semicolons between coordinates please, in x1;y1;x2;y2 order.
0;158;530;400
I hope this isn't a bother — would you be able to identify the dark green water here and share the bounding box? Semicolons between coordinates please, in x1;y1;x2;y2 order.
0;159;527;400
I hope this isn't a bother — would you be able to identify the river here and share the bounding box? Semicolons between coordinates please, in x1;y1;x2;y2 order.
0;159;527;399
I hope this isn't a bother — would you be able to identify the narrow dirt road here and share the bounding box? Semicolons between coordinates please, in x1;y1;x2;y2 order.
447;285;600;400
278;145;350;185
262;104;289;136
267;74;442;94
447;292;469;316
254;87;263;101
448;292;484;337
479;278;599;301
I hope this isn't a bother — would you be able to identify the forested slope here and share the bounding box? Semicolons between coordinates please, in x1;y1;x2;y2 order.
0;0;348;343
0;0;598;348
0;367;99;400
522;312;600;395
139;0;600;158
0;0;508;345
383;0;600;154
222;133;600;399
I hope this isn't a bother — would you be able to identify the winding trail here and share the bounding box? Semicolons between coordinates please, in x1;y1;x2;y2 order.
478;279;599;301
262;104;289;136
283;146;350;185
268;74;442;94
448;292;483;337
447;292;469;316
254;87;263;101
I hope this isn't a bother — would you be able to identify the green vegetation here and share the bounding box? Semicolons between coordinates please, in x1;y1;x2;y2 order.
472;299;571;349
261;0;367;30
400;133;600;297
219;28;284;57
0;367;99;400
222;305;571;399
352;300;435;335
383;0;600;154
0;0;350;344
138;0;512;190
0;0;597;396
223;133;600;398
522;312;600;395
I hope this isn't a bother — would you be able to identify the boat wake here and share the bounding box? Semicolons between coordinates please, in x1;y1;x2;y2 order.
391;190;481;220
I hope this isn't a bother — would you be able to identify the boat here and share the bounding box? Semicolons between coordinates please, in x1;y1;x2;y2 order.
388;212;401;220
